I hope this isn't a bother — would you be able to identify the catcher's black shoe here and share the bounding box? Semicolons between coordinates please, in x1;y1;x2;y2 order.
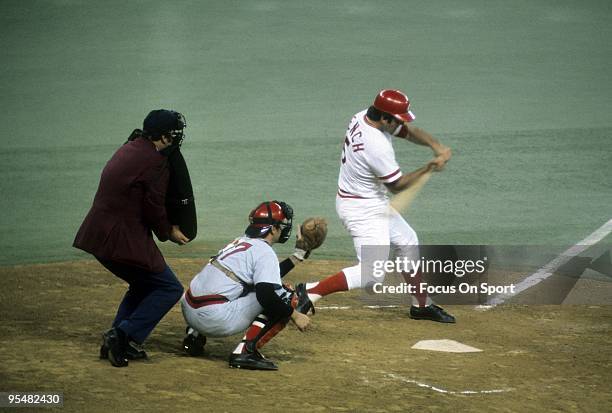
100;337;148;360
409;304;456;323
182;327;206;357
229;351;278;371
295;283;315;315
102;328;129;367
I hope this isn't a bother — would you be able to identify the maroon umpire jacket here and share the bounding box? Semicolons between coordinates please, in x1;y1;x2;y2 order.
73;137;172;273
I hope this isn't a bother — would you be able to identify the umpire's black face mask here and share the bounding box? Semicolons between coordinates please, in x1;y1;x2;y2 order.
159;129;185;156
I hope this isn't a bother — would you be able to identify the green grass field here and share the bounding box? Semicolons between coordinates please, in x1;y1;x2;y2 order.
2;125;610;265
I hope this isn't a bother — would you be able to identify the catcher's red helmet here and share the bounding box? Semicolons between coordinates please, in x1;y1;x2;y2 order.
373;89;415;123
245;200;293;243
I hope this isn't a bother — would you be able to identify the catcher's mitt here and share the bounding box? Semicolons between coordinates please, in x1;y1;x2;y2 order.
296;217;328;252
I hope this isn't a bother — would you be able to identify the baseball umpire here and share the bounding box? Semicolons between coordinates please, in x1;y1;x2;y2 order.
180;200;313;371
74;109;191;367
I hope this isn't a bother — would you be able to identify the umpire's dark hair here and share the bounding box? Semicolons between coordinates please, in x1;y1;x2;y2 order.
125;128;164;143
366;106;396;123
140;129;164;142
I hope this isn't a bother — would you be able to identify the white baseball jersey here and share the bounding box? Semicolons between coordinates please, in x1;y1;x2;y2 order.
337;109;403;201
188;236;281;301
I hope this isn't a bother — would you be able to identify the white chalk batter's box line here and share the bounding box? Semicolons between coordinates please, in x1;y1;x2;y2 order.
381;372;513;395
316;305;397;310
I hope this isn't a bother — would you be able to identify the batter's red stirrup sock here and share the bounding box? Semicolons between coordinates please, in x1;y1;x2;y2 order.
402;271;432;307
305;271;349;303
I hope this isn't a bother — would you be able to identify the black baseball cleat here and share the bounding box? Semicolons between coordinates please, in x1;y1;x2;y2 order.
295;283;315;315
100;337;148;360
409;304;456;323
182;327;206;357
229;351;278;371
102;328;129;367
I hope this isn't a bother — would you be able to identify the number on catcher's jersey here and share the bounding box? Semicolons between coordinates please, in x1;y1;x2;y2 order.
217;239;253;261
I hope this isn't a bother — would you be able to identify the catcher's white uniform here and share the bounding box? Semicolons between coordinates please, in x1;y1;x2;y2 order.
181;236;290;337
336;110;419;289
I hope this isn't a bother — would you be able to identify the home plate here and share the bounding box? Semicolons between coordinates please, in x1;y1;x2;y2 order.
412;339;482;353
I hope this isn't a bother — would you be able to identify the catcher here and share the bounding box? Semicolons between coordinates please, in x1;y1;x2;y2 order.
180;201;327;370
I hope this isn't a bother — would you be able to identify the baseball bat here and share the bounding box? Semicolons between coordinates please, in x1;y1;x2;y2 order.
389;169;433;214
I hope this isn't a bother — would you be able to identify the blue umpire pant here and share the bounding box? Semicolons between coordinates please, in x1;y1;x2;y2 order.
96;258;184;344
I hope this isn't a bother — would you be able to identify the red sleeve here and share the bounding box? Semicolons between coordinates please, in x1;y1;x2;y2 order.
141;160;172;241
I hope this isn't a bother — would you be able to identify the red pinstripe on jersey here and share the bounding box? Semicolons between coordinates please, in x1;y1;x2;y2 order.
378;168;401;183
337;188;366;199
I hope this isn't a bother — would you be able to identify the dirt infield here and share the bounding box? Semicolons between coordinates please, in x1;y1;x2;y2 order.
1;259;610;412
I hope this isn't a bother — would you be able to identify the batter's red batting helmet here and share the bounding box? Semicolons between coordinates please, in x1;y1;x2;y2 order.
373;89;415;123
245;200;293;243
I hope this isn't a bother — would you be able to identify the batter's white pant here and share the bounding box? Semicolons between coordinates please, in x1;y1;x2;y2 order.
336;196;419;290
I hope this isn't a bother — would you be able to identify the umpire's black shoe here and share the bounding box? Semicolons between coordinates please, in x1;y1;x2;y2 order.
229;351;278;371
182;327;206;357
295;283;315;315
102;328;129;367
409;304;456;323
100;339;148;360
